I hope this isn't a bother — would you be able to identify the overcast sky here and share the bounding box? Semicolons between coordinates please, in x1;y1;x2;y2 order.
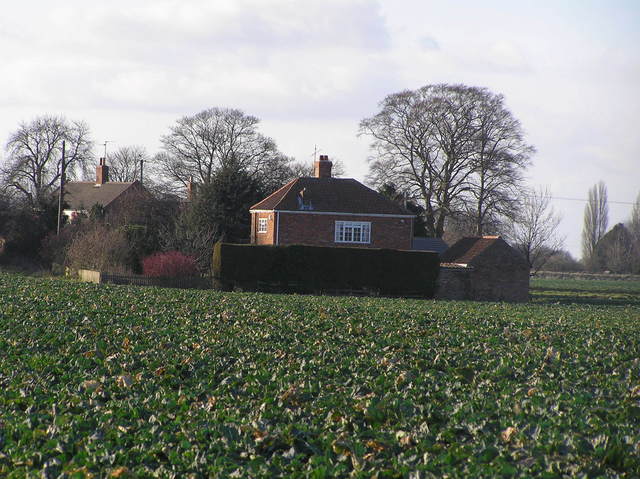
1;0;638;258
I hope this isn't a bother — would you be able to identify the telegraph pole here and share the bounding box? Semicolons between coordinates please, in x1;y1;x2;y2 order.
56;141;66;235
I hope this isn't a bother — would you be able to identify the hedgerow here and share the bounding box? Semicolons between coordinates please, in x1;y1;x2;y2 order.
0;272;638;477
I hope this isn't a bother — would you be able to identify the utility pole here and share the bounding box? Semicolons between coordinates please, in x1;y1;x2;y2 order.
56;141;66;235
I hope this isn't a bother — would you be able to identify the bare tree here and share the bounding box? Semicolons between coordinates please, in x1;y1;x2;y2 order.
360;84;532;238
1;115;93;208
581;181;608;270
627;192;640;273
508;188;563;272
154;107;292;192
469;93;533;235
629;192;640;242
108;145;148;182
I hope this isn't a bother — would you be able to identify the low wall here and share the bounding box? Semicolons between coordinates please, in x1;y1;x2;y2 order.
78;269;101;283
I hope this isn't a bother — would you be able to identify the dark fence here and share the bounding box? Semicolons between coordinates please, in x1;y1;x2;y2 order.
100;272;211;289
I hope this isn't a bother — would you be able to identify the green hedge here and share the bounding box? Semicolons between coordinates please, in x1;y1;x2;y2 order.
212;243;439;298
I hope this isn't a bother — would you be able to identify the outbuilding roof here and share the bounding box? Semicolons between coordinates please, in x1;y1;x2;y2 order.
440;236;504;265
440;236;530;270
250;177;413;216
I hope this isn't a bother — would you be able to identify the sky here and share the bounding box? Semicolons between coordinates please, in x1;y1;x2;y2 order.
1;0;638;259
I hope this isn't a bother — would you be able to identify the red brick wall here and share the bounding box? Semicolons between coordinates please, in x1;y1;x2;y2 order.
251;212;276;245
276;213;412;250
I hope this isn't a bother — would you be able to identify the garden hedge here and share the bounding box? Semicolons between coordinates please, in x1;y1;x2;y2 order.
212;242;439;297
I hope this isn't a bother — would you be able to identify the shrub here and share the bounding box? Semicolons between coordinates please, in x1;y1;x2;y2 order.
143;251;198;278
65;224;132;274
213;243;440;297
40;225;81;268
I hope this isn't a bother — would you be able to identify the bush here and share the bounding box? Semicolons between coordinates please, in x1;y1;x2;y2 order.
40;225;81;268
65;224;132;274
213;243;440;297
143;251;198;278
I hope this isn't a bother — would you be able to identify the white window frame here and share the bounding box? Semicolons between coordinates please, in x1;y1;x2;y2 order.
335;221;371;244
258;218;268;233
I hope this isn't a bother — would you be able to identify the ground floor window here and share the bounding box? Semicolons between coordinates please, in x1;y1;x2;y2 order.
335;221;371;244
258;218;268;233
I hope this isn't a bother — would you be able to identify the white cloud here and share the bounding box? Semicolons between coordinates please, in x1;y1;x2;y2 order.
1;0;639;258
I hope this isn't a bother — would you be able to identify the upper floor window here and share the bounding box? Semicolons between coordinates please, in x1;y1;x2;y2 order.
258;218;268;233
335;221;371;244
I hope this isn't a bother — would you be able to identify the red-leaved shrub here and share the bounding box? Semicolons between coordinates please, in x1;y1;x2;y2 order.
142;251;198;278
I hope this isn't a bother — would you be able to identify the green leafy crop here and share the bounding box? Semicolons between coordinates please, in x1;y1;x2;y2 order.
1;272;638;477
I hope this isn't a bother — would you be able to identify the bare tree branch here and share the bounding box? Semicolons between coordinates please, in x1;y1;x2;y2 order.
360;84;532;238
1;115;93;208
507;188;564;272
154;107;291;194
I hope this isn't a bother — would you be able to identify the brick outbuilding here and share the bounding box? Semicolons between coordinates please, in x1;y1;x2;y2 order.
249;155;415;249
437;236;530;302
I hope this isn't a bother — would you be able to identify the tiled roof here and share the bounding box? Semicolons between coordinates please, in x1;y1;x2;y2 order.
63;181;139;210
440;236;502;265
411;237;449;254
250;177;412;216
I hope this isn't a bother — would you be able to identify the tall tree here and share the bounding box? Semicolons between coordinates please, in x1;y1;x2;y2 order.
360;84;532;238
627;192;640;273
378;183;428;236
155;107;291;193
508;188;563;272
1;115;93;208
629;192;640;242
161;165;264;271
107;145;148;182
468;93;533;235
581;181;608;270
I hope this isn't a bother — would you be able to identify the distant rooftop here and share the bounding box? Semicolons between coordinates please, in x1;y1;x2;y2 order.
412;237;449;254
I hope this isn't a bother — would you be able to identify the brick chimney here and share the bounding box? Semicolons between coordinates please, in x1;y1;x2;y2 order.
314;154;332;179
187;176;196;201
96;158;109;184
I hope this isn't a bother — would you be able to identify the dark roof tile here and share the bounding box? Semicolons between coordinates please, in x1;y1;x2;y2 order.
63;181;140;210
440;236;502;264
250;177;411;216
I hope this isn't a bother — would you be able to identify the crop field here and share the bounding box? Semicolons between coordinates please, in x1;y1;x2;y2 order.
531;278;640;307
1;272;639;477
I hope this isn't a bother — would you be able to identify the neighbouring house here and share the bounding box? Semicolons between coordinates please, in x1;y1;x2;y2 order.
593;223;637;273
62;159;149;219
437;236;530;302
249;155;415;249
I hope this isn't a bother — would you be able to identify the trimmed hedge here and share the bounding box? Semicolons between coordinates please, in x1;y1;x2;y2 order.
212;242;439;298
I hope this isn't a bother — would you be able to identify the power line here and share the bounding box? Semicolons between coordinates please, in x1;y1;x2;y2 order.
523;194;635;205
544;196;636;206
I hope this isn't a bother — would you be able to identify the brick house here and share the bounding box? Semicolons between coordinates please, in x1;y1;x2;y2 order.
249;155;414;249
437;236;530;302
62;159;149;219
